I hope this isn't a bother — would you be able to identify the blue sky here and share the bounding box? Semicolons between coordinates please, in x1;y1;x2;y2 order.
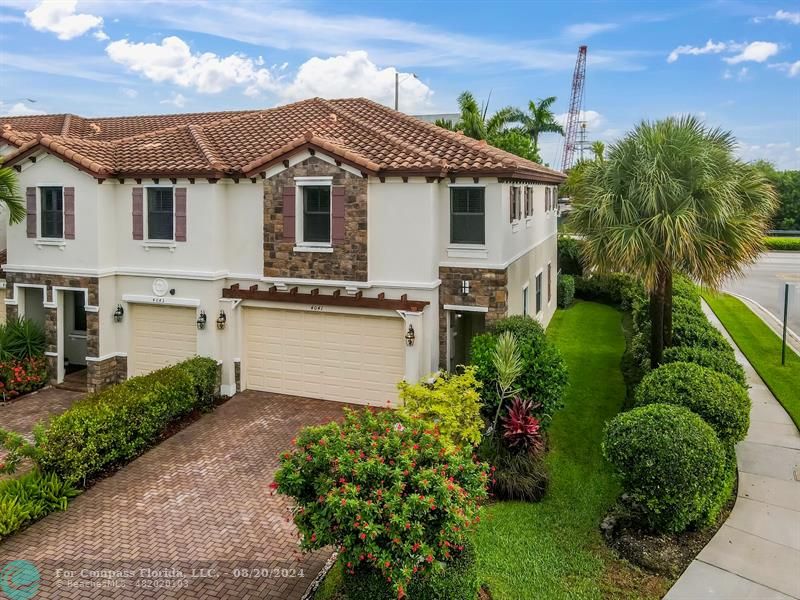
1;0;798;168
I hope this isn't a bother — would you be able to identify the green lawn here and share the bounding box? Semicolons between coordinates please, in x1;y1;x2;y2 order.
473;301;664;600
702;292;800;429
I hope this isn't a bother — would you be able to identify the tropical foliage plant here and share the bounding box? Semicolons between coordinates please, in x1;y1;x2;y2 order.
0;165;26;225
570;116;778;365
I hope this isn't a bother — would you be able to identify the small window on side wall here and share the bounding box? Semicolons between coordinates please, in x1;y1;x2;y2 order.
40;186;64;238
451;187;485;244
523;285;529;316
147;187;174;240
535;272;543;314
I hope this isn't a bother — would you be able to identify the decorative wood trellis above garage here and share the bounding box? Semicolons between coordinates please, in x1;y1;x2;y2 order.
221;284;429;312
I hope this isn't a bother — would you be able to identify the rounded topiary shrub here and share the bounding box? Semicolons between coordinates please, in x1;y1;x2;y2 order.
634;362;750;445
662;346;747;387
603;403;729;532
470;316;567;426
671;315;732;353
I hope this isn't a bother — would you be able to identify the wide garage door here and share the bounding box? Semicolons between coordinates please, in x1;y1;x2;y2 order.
130;304;198;376
244;308;405;405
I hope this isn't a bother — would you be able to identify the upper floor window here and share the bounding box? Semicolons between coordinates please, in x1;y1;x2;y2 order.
303;186;331;244
509;186;523;223
147;187;174;240
451;187;485;245
525;186;534;217
40;186;63;238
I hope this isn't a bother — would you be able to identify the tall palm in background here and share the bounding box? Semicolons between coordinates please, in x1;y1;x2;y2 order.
570;116;777;366
510;97;564;155
434;91;516;141
0;165;26;225
590;140;605;161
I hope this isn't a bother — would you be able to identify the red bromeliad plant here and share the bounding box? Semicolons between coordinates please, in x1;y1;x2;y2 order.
273;408;488;598
0;355;48;400
501;397;544;452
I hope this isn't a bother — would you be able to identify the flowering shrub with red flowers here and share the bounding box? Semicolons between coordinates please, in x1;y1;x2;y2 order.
273;408;488;598
0;355;48;400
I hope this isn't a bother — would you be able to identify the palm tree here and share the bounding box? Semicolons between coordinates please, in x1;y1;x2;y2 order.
435;91;516;141
570;116;777;366
510;97;564;154
591;140;605;161
0;165;26;225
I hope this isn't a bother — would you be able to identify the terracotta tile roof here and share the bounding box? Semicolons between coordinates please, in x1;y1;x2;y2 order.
0;98;565;182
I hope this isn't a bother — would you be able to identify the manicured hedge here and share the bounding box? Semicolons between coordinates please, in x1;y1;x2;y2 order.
0;471;79;540
557;274;575;308
603;403;729;532
470;316;568;426
763;237;800;251
35;357;218;484
635;362;750;445
662;346;747;387
574;273;644;310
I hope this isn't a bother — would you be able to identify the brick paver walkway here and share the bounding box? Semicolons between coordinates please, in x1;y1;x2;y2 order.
0;387;84;437
0;391;349;599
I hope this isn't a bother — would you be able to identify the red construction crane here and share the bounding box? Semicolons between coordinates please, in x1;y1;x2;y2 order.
560;45;587;172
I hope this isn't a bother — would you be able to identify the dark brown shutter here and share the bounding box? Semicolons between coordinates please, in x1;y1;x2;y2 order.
132;187;144;240
26;187;37;238
64;187;75;239
332;185;346;244
282;186;296;242
175;187;187;242
509;187;514;223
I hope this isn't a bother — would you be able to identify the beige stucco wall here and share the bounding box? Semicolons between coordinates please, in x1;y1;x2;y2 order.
506;234;558;329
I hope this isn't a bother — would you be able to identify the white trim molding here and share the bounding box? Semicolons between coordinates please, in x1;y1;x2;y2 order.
122;294;201;308
85;352;128;363
443;304;489;313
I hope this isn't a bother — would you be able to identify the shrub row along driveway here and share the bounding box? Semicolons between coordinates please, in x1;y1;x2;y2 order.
0;391;348;599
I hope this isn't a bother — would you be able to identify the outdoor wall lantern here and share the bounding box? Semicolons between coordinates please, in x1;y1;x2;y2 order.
197;310;207;330
460;280;471;295
405;324;416;347
113;304;124;323
216;310;227;330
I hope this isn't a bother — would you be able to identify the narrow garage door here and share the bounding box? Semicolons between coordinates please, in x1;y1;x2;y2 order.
130;304;198;376
244;308;405;405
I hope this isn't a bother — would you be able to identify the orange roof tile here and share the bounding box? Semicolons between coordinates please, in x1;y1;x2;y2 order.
0;98;565;182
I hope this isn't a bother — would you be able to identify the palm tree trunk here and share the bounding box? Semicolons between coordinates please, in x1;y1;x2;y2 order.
649;269;668;367
663;268;673;348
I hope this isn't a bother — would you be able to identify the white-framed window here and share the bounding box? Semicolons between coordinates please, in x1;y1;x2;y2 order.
146;187;174;241
295;176;333;246
523;284;530;316
547;262;552;304
39;186;64;239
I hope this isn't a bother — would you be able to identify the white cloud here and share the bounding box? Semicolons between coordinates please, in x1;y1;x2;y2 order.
724;67;750;81
93;29;109;41
119;87;138;98
768;60;800;77
754;10;800;25
724;41;779;64
279;51;433;111
0;101;46;116
737;141;800;170
160;92;187;108
667;39;727;63
555;109;605;131
563;22;618;39
25;0;104;40
105;36;279;95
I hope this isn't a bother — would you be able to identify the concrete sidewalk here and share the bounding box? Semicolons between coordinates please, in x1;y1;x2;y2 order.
665;302;800;600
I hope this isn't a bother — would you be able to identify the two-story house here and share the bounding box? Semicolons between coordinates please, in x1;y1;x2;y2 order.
0;98;564;404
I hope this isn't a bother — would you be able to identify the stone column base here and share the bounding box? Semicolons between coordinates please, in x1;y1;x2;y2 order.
87;356;127;393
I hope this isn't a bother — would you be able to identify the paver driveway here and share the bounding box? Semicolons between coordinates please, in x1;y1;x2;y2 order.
0;391;350;599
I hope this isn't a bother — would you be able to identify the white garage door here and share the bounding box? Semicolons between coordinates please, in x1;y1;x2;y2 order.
130;304;198;376
244;308;405;405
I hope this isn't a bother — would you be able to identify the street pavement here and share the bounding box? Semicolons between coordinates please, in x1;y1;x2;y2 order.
723;252;800;336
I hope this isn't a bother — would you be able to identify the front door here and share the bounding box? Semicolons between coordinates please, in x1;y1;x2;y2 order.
449;311;486;371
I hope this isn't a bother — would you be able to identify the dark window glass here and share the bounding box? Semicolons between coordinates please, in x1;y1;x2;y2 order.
451;188;485;244
73;293;86;332
523;287;529;315
147;188;174;240
303;186;331;243
40;187;63;238
535;273;543;314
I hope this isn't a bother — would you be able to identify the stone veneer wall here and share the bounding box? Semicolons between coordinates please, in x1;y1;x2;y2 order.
3;273;122;391
438;266;508;368
263;155;368;281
